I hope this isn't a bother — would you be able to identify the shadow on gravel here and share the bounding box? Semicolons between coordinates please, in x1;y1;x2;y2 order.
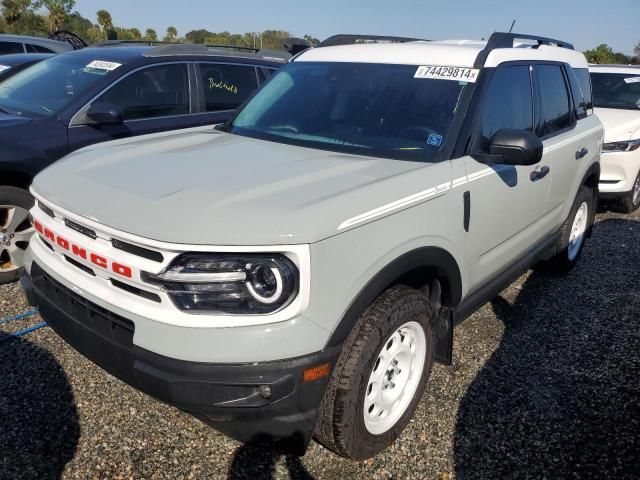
0;330;80;480
228;441;315;480
454;218;640;479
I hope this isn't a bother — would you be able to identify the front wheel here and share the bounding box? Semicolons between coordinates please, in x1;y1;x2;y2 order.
0;186;35;285
314;285;434;459
543;185;594;274
614;172;640;214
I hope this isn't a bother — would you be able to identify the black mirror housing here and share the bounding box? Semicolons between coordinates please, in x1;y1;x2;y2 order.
487;129;543;166
86;102;124;125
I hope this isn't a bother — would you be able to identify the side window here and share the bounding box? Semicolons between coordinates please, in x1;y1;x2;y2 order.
573;68;593;113
97;63;189;121
26;43;54;54
198;63;258;111
534;65;572;138
479;65;533;150
0;41;25;54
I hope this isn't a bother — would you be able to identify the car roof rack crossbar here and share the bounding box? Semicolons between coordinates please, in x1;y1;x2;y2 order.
317;34;428;48
474;31;575;68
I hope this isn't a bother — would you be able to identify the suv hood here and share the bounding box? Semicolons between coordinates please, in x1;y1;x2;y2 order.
594;108;640;142
32;129;440;245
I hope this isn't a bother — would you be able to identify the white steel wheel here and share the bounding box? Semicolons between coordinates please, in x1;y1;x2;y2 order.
363;321;427;435
567;201;588;262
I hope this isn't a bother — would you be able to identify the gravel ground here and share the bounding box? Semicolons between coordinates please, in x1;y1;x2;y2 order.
1;207;639;480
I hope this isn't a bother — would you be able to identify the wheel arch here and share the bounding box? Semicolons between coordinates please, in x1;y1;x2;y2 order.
581;161;600;191
1;169;33;190
325;246;462;348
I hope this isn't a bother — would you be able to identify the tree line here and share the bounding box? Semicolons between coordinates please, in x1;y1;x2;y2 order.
0;1;637;60
584;43;639;65
0;1;320;49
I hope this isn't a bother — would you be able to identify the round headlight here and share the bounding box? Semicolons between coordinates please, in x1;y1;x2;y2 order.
143;253;299;315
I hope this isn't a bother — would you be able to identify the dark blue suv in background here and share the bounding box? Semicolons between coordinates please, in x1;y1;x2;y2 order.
0;42;289;283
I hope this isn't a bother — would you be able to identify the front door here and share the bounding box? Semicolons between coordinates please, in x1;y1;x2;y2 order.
67;63;196;152
463;63;552;292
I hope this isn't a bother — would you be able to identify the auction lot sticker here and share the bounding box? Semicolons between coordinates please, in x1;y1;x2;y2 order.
624;77;640;84
415;65;479;83
85;60;122;72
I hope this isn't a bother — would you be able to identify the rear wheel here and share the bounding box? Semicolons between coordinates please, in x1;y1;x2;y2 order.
314;285;434;460
543;185;594;274
614;172;640;213
0;187;35;285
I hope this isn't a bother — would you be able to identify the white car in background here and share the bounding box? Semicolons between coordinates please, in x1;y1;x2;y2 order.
590;65;640;212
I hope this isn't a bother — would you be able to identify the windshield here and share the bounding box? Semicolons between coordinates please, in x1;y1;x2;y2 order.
591;72;640;110
0;55;119;117
230;62;471;162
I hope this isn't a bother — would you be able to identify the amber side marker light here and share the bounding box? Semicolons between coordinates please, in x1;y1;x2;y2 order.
303;363;331;383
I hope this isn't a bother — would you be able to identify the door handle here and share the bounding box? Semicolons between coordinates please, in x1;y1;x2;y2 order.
530;165;550;181
575;147;588;159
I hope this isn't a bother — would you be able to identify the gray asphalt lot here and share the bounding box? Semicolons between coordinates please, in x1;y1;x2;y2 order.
1;207;639;480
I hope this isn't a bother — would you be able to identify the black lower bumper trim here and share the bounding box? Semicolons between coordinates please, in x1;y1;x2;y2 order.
29;262;340;446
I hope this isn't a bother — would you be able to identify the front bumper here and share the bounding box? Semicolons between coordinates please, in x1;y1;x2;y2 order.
599;149;640;196
27;262;340;446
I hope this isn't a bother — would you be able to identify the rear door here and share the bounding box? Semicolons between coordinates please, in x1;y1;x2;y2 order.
67;62;197;151
192;62;262;125
533;63;597;227
463;63;553;291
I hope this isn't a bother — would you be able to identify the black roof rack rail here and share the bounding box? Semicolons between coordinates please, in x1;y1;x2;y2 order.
474;31;574;68
141;42;290;61
204;44;259;53
318;34;428;48
93;40;180;47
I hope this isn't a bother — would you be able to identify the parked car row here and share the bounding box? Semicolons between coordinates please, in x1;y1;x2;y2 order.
0;42;291;282
1;31;638;461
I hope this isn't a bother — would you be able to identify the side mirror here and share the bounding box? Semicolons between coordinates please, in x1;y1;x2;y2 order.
86;102;124;125
484;129;543;166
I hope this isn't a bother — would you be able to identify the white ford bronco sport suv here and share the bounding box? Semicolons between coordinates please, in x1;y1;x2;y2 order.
590;64;640;212
21;33;602;459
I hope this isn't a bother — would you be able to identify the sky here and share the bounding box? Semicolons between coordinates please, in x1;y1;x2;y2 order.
73;0;639;55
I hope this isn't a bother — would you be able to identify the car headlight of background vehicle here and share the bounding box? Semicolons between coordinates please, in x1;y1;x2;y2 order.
602;138;640;152
143;253;299;314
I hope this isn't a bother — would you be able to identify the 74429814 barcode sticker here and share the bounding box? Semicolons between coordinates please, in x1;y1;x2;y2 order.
414;65;479;83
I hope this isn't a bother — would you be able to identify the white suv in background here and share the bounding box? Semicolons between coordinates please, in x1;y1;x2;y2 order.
590;65;640;212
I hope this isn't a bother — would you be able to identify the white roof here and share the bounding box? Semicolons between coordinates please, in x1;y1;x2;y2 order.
296;40;588;69
296;41;483;67
589;64;640;75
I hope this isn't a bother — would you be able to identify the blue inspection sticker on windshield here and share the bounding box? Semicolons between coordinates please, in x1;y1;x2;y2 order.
427;133;443;147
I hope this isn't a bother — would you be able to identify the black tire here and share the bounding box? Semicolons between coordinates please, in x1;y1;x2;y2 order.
543;185;594;274
314;285;435;460
0;186;34;285
613;172;640;214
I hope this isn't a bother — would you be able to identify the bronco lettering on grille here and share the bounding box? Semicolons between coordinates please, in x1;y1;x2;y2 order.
34;220;133;279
